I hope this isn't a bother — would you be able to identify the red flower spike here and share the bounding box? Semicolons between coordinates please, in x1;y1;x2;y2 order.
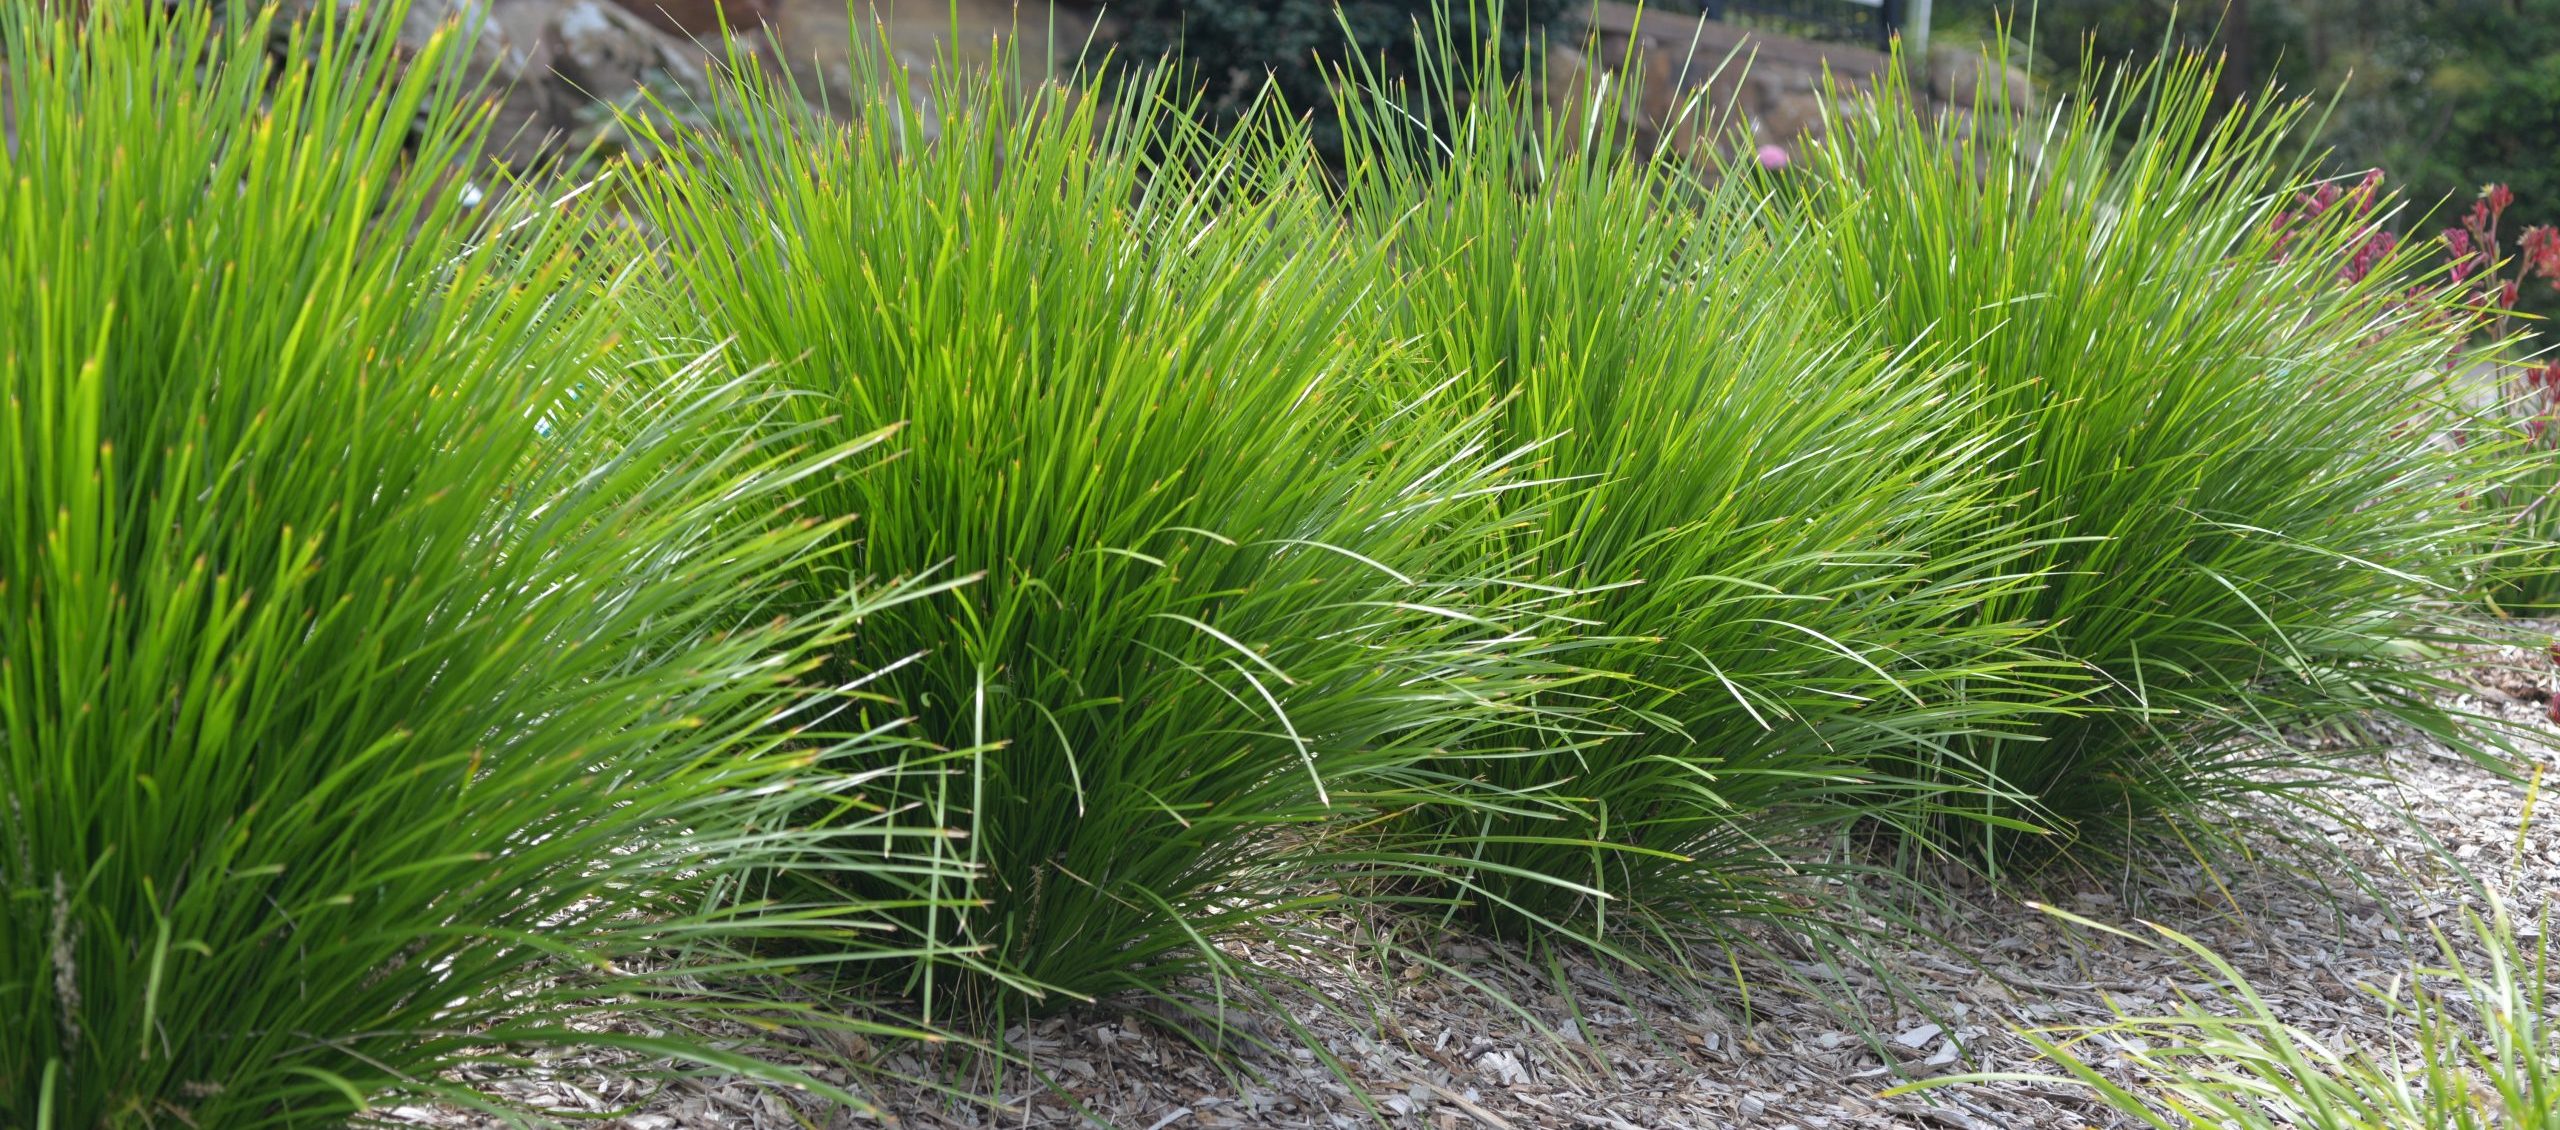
2446;228;2482;284
2344;228;2400;284
2524;225;2560;284
2353;170;2386;215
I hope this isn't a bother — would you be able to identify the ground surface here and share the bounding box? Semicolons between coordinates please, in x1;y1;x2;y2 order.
393;629;2560;1129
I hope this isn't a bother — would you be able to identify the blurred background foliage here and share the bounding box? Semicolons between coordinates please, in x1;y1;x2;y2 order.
1106;0;1573;162
1939;0;2560;320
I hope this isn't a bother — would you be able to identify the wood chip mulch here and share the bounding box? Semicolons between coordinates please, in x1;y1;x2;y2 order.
391;628;2560;1129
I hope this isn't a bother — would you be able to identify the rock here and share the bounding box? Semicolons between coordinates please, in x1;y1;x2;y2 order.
1562;1;1919;165
609;0;772;42
1529;2;2043;167
88;0;2018;176
1541;40;1587;118
1926;47;2033;109
1750;66;1829;145
547;0;702;96
766;0;1075;109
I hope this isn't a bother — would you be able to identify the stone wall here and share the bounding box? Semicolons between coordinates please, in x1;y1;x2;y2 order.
498;0;1108;162
1555;2;2030;164
0;1;2017;167
679;0;2025;165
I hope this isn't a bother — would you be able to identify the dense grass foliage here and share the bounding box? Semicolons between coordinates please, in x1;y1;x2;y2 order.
0;4;952;1123
1333;48;2071;940
2489;433;2560;613
4;0;2546;1111
1792;52;2504;859
629;53;1580;1017
2484;358;2560;616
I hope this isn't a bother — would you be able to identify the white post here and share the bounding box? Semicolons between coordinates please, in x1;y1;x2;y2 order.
1905;0;1933;78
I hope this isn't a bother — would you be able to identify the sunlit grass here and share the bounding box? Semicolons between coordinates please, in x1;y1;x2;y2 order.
0;3;959;1122
1329;27;2076;946
1793;47;2512;862
627;34;1587;1022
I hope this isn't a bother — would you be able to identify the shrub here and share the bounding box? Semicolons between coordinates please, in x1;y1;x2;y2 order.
628;48;1574;1020
0;3;947;1122
1331;36;2070;942
1792;50;2507;861
1106;0;1569;162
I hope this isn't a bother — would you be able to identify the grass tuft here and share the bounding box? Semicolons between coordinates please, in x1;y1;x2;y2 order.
1792;46;2511;863
1329;24;2073;947
0;3;955;1121
627;33;1584;1021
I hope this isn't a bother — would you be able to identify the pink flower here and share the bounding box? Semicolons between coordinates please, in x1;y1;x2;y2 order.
2486;183;2515;215
1755;144;1790;171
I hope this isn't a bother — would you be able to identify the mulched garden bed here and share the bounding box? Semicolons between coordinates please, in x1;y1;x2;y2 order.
396;630;2559;1130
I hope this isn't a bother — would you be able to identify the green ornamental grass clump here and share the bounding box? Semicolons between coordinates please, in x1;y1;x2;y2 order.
4;0;2537;1108
1332;40;2072;942
0;3;953;1122
2432;183;2560;613
1794;50;2507;861
630;45;1580;1019
2488;359;2560;613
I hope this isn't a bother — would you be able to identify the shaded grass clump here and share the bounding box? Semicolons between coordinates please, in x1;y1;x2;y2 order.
1907;886;2557;1129
0;3;953;1122
1794;49;2509;862
630;44;1581;1020
1331;36;2072;945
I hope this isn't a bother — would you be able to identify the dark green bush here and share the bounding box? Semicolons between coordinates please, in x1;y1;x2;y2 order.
1107;0;1569;160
